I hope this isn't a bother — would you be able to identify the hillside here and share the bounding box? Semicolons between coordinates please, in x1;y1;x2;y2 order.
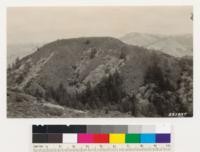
7;42;44;65
7;37;193;117
120;33;193;57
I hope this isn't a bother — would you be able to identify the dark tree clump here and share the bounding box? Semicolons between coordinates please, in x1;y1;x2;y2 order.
144;62;174;92
78;70;125;109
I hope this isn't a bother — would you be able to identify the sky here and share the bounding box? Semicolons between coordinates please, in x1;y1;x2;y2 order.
7;6;193;44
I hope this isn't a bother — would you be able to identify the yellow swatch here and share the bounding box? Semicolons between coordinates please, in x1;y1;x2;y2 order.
109;134;125;143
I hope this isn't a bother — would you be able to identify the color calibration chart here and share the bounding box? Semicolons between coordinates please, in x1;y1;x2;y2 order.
32;124;172;152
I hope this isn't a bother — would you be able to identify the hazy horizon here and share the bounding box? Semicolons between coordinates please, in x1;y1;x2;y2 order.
7;6;192;45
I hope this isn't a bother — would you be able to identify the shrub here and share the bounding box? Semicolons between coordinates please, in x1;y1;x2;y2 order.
90;48;97;59
119;51;126;60
119;99;132;113
15;75;24;84
85;40;90;45
14;57;21;69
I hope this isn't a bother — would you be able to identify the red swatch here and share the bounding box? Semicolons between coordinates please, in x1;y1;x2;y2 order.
93;134;109;143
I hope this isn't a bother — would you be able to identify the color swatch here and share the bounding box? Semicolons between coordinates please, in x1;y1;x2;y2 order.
32;125;171;144
125;134;140;143
109;134;125;143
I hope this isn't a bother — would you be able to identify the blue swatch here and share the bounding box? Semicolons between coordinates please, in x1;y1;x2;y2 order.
140;134;156;143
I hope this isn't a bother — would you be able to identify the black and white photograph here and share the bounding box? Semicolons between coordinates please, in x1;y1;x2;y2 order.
7;6;193;118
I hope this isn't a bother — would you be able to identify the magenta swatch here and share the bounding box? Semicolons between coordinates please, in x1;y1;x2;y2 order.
78;134;94;143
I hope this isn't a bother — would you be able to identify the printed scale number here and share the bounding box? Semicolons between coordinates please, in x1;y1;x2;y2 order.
33;144;172;152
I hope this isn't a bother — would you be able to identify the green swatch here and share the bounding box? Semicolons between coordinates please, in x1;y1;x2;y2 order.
125;134;140;143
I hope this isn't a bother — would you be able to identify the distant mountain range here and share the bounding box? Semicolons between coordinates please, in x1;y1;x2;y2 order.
120;32;193;57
